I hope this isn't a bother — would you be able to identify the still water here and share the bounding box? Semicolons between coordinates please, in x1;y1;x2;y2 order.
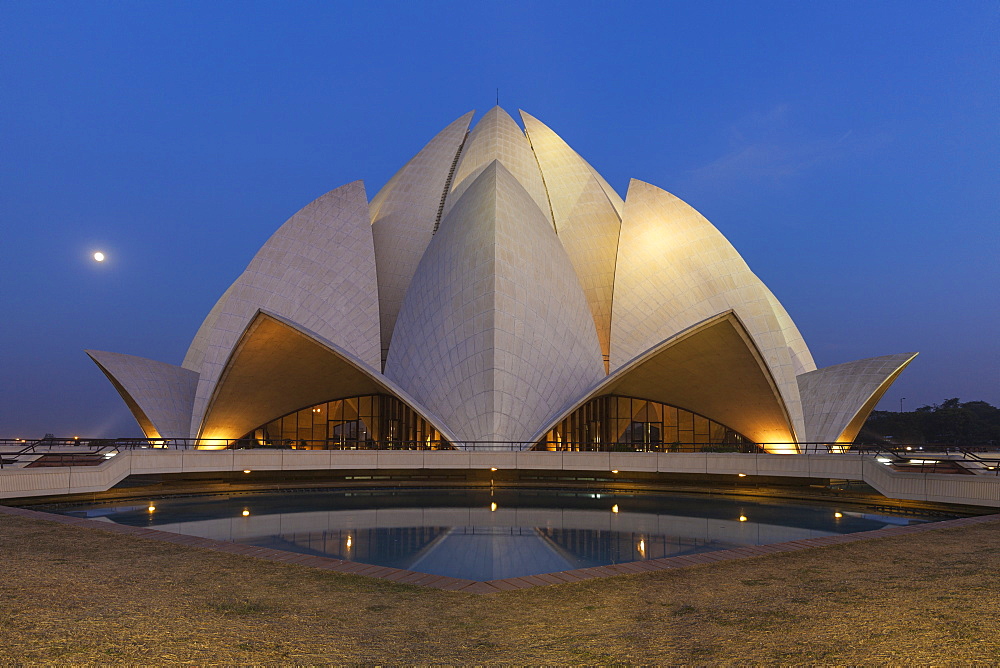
56;489;949;581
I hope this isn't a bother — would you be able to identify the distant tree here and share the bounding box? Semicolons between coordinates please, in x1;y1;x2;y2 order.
858;399;1000;446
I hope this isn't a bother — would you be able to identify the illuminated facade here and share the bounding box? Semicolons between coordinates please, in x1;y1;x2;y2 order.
87;107;917;453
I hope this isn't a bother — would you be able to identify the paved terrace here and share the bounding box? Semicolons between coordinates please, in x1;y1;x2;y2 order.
1;448;998;507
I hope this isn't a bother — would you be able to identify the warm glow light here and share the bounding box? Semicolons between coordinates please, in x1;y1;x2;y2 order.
834;512;843;518
147;504;155;513
93;251;105;262
346;535;353;548
737;473;746;477
490;467;498;471
73;436;79;440
242;509;250;517
611;504;619;513
490;502;497;512
611;469;618;474
638;539;646;557
739;515;748;522
243;469;251;474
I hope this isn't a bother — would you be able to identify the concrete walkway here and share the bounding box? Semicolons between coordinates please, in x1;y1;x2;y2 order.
1;450;998;507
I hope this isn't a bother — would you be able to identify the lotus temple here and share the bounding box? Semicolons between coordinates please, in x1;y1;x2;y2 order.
85;107;917;455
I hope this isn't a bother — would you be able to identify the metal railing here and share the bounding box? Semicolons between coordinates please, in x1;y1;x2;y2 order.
1;437;998;473
0;438;124;469
850;444;1000;475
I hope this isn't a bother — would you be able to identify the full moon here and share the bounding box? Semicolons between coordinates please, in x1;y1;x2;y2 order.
93;252;105;262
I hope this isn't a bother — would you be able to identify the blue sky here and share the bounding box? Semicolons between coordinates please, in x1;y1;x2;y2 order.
1;1;997;437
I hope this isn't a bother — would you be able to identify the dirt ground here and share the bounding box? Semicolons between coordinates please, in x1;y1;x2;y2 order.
1;510;998;665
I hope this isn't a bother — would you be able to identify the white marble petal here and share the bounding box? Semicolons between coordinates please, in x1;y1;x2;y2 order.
611;179;806;441
200;311;455;443
442;107;554;230
386;161;604;447
798;353;918;444
530;312;798;451
521;110;621;371
86;350;199;438
371;111;475;367
764;286;816;376
184;181;380;437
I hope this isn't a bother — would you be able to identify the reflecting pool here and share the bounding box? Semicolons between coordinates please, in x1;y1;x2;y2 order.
55;489;952;581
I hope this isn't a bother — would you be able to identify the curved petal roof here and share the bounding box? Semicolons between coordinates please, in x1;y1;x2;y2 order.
370;111;474;367
385;161;604;446
521;110;624;215
200;310;455;443
521;110;622;372
611;179;805;440
184;180;380;437
88;106;918;452
86;350;198;439
531;312;797;451
798;352;918;444
764;287;816;376
442;107;554;230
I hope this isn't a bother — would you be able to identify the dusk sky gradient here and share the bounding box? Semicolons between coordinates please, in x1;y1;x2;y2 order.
2;1;997;438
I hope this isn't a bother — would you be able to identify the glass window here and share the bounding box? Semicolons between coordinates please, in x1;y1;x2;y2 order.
241;394;451;450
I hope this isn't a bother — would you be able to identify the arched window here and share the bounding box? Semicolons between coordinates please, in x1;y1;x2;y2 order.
536;395;756;452
242;394;450;450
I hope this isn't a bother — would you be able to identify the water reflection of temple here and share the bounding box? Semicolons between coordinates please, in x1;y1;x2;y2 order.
538;528;737;566
238;524;744;580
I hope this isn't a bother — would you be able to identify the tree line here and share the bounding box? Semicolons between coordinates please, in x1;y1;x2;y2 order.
858;398;1000;447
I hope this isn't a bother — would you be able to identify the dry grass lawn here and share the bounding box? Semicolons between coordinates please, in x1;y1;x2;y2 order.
1;510;998;664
